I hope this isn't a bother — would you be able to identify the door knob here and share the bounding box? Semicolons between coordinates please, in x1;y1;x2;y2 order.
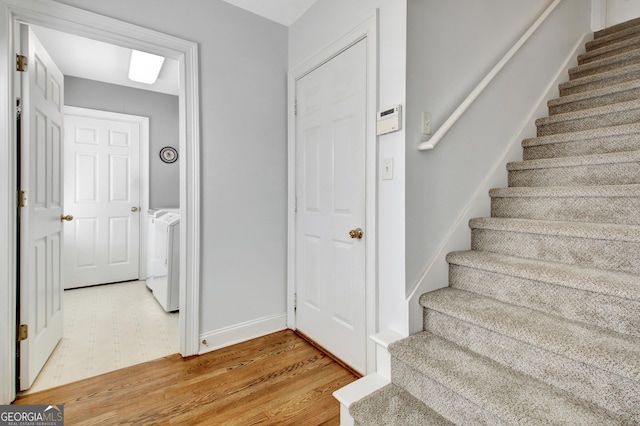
131;207;139;212
348;228;363;239
60;214;74;222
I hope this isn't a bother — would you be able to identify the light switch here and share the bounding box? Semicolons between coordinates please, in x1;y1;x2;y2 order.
382;158;393;180
422;112;431;135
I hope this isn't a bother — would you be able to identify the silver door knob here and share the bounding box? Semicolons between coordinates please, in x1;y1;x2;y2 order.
131;207;139;212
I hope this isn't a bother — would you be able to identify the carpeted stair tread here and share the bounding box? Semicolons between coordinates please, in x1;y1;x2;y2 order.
521;122;640;160
419;288;640;382
349;383;454;426
578;33;640;65
507;153;640;187
535;97;640;136
470;216;640;242
421;310;640;422
447;251;640;336
548;77;640;115
561;62;640;96
594;16;640;39
587;22;640;51
390;331;623;425
490;184;640;225
568;46;640;80
446;250;640;302
508;149;640;170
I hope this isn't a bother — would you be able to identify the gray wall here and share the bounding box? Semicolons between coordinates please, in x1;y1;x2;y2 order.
65;76;180;208
55;0;289;340
405;0;591;301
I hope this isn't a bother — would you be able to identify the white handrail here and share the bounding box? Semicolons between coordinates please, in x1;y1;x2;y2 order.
418;0;563;151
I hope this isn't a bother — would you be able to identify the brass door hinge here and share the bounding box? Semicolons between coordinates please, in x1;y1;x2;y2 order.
17;190;27;208
16;54;27;72
17;324;28;342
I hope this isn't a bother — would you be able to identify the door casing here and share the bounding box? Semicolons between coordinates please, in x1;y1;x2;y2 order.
287;12;379;375
0;0;201;404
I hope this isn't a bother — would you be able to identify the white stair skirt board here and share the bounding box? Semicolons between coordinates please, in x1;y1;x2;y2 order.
333;373;390;426
198;313;287;354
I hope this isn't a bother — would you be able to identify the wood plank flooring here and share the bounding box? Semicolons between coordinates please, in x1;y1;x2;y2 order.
13;330;359;425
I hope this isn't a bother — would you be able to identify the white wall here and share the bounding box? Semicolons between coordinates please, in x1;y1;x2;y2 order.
405;0;592;332
606;0;640;25
65;77;180;208
54;0;289;344
290;0;409;335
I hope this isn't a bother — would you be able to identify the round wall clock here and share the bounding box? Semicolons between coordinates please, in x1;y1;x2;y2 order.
160;146;178;163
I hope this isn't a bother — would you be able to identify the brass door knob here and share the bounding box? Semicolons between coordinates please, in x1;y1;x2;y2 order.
60;214;74;222
348;228;363;239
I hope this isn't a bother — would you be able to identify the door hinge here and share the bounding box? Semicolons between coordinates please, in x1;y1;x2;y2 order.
17;190;27;208
17;324;28;342
294;196;297;213
294;100;297;116
293;293;297;310
16;54;27;72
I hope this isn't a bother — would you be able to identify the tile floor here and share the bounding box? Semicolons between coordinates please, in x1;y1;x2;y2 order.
22;280;179;394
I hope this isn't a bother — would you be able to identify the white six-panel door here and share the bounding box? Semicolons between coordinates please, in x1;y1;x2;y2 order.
63;109;142;289
19;25;64;390
295;39;367;374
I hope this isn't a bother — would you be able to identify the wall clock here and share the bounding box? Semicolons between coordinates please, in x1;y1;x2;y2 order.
160;146;178;163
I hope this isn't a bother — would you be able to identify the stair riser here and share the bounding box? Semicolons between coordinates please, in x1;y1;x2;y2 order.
391;357;508;426
522;134;640;160
449;264;640;337
587;27;640;52
491;195;640;226
550;85;640;115
508;162;640;186
561;65;640;96
422;309;640;423
569;53;640;80
536;107;640;137
578;39;640;65
471;228;640;274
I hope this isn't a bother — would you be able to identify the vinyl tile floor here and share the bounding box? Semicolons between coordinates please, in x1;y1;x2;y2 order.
21;280;179;395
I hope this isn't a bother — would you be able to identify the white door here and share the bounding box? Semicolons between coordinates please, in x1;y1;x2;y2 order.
606;0;640;26
18;24;64;390
63;109;142;289
295;39;367;374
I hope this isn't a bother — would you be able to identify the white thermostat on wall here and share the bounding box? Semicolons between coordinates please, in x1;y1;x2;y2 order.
376;105;402;136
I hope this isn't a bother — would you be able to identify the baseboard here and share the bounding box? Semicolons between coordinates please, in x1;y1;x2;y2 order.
198;313;287;354
406;32;592;334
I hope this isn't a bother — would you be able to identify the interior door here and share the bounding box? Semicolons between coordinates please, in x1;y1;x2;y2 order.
18;24;64;390
63;109;141;289
295;39;367;374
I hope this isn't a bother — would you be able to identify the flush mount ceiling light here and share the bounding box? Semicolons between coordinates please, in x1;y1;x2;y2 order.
128;50;165;84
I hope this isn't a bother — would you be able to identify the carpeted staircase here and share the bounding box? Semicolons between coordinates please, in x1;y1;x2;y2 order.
350;17;640;425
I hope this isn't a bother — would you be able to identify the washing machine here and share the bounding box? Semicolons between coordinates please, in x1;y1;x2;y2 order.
150;212;180;312
146;208;178;289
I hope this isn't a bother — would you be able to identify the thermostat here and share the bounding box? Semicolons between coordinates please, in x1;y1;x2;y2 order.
377;105;401;136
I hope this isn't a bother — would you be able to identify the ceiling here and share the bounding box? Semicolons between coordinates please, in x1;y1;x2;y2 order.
221;0;318;26
30;1;317;96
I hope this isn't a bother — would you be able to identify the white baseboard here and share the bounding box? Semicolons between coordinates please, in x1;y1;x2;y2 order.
198;313;287;354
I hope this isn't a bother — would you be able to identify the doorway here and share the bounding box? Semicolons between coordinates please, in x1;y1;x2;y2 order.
0;0;201;404
287;15;379;375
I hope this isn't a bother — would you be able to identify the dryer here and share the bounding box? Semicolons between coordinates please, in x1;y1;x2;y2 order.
151;212;180;312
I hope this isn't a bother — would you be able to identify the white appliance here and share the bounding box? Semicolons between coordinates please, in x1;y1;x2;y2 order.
149;212;180;312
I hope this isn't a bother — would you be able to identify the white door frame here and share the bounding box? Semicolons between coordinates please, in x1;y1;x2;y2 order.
287;12;379;374
63;106;150;283
0;0;201;404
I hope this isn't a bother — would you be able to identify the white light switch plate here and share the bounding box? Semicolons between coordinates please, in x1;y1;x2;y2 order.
382;158;393;180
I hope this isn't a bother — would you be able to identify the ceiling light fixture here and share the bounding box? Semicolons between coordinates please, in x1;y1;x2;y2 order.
128;50;165;84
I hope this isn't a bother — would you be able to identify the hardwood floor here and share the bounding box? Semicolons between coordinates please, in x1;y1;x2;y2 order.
14;330;359;425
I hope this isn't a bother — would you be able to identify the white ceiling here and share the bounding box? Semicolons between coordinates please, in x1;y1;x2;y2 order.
30;1;317;95
31;25;180;96
221;0;318;26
